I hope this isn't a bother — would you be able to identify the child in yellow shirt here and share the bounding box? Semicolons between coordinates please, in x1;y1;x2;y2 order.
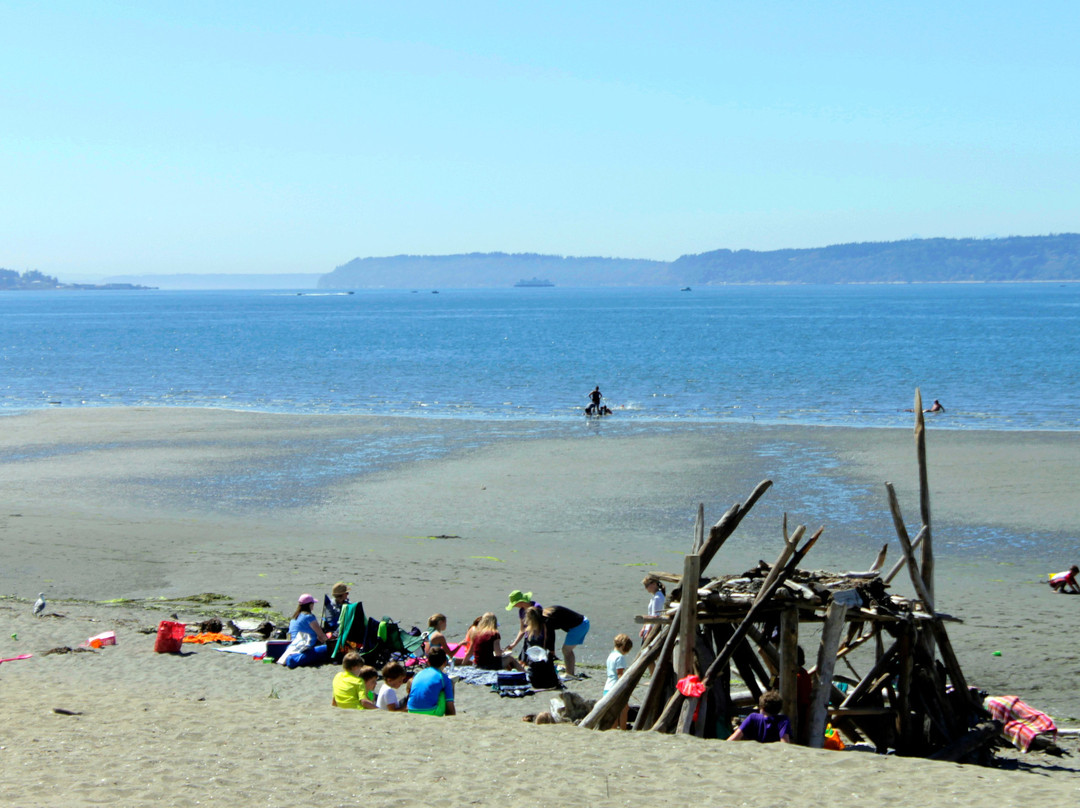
331;652;378;709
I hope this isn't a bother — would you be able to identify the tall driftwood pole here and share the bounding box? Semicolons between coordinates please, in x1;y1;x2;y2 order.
914;388;933;605
676;554;701;678
779;606;800;738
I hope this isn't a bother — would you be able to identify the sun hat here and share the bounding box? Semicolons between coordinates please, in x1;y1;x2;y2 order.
298;593;316;605
506;590;533;611
331;582;349;596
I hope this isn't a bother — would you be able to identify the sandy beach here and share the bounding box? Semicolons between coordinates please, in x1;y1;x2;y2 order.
3;408;1080;805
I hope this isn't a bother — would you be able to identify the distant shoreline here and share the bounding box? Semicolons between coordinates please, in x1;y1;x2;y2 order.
19;278;1080;291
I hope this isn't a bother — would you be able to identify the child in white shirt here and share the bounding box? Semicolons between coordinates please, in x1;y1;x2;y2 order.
605;633;634;730
376;661;410;711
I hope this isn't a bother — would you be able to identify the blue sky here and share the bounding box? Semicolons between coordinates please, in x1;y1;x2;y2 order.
3;2;1078;277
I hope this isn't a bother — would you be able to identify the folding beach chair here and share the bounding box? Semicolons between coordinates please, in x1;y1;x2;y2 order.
359;617;425;669
332;602;369;660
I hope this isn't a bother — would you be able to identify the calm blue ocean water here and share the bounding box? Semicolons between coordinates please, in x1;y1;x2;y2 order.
1;284;1078;431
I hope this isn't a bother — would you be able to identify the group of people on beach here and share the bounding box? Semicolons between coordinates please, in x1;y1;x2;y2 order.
298;578;680;722
287;582;606;716
292;574;808;740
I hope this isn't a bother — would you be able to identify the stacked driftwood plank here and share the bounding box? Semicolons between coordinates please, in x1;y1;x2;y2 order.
581;390;1001;764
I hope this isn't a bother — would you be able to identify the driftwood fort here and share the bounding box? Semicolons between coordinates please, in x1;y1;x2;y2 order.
580;389;1010;764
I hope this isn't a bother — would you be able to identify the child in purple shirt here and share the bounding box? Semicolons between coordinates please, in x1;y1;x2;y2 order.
728;690;792;743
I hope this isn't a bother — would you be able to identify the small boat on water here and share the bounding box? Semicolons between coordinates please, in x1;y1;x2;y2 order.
514;278;555;288
680;286;692;292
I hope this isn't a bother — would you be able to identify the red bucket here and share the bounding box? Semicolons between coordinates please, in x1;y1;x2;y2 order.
154;620;186;653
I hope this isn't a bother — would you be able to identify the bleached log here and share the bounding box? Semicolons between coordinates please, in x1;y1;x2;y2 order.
676;554;701;679
883;530;925;584
885;484;934;610
699;479;773;573
807;601;848;748
755;525;803;605
779;606;800;738
870;543;888;573
693;503;705;552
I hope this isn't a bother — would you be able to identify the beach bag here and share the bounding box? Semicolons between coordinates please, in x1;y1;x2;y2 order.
524;646;561;690
527;659;561;690
154;620;186;653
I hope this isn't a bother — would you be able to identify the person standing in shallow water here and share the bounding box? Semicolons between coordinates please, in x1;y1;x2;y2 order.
587;385;603;415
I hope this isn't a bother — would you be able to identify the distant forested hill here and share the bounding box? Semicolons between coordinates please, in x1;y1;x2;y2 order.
319;235;1080;288
318;252;670;288
669;234;1080;284
0;268;60;289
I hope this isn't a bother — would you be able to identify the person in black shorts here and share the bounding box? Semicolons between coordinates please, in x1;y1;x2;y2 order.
586;386;603;416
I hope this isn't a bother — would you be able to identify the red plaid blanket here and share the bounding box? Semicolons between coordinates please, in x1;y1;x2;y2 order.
983;695;1056;752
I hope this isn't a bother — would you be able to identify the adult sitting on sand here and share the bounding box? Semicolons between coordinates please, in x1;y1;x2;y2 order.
1049;565;1080;594
423;613;449;655
407;648;456;716
322;582;350;638
727;690;792;743
459;615;483;661
465;613;524;671
285;593;330;667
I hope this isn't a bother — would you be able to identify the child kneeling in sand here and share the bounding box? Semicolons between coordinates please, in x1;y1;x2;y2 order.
1049;566;1080;594
727;690;791;743
331;653;378;710
376;661;410;711
605;633;633;729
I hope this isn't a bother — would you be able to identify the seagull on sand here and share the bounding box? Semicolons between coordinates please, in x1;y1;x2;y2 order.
33;593;46;617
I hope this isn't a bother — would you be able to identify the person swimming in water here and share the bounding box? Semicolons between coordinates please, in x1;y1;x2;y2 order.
924;399;945;413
